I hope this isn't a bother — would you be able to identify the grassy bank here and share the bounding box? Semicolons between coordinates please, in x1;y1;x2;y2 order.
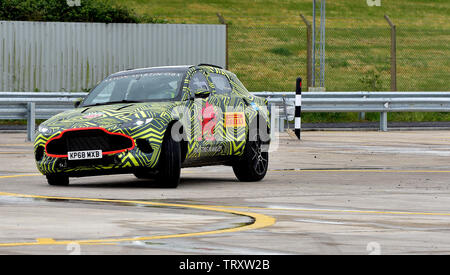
109;0;449;122
112;0;449;91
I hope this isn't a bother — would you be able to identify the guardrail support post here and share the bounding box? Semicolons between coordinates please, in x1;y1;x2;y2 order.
26;102;36;142
359;95;367;121
380;112;388;132
279;116;285;132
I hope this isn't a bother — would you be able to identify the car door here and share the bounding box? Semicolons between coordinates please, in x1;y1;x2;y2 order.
206;71;246;156
185;70;224;158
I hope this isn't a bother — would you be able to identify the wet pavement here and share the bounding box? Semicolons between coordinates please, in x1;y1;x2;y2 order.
0;131;449;254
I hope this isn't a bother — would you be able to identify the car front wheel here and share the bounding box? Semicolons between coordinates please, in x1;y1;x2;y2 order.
46;174;69;186
156;129;181;188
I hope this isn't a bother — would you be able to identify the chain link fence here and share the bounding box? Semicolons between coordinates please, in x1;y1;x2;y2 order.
226;19;449;92
227;25;305;92
322;26;391;91
397;27;450;91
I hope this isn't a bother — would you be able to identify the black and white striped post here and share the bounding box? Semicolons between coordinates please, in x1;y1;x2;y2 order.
295;77;302;140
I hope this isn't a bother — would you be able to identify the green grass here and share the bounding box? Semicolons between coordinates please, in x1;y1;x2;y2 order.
111;0;449;91
109;1;450;123
0;119;45;125
112;0;449;27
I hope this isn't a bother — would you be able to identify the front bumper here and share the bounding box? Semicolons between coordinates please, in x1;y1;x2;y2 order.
34;128;163;176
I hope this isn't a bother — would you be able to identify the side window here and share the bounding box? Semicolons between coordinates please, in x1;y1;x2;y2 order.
209;73;232;95
189;71;209;93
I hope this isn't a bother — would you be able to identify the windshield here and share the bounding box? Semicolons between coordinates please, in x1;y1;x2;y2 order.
82;71;184;107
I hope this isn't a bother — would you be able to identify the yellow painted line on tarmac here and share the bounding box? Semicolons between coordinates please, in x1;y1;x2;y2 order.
0;175;276;247
199;205;450;217
35;238;116;246
36;238;57;244
271;169;450;173
0;174;40;179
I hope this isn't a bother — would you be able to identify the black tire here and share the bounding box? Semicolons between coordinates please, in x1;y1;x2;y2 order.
46;174;69;186
156;129;181;188
232;127;269;182
133;169;155;180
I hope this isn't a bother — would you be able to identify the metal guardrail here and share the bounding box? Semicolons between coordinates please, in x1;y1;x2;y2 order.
258;91;450;132
0;92;84;141
253;91;450;98
0;91;449;141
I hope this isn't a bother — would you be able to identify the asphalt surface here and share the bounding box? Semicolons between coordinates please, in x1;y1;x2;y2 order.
0;131;449;254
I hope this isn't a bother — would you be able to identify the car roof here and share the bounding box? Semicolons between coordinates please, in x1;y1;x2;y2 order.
110;64;227;78
110;65;193;77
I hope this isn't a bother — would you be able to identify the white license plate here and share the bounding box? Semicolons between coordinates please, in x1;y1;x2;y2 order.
68;150;102;160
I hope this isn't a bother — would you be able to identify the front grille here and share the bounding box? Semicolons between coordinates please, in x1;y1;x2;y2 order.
46;128;134;157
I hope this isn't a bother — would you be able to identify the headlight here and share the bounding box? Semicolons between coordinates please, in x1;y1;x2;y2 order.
38;125;52;135
122;118;153;128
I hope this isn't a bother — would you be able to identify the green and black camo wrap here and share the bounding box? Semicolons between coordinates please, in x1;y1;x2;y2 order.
34;65;270;176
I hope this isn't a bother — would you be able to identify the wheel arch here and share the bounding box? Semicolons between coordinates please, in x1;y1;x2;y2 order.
164;119;188;164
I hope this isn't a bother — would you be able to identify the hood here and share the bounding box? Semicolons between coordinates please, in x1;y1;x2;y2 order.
41;101;176;131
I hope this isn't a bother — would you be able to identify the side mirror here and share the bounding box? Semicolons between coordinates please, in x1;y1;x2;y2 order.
193;89;211;99
74;98;83;108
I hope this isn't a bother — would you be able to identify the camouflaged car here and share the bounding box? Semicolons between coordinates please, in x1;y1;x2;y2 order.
34;64;270;188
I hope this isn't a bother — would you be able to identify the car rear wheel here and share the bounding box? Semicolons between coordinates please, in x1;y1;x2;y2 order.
232;129;269;182
46;174;69;186
156;128;181;188
133;169;155;179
